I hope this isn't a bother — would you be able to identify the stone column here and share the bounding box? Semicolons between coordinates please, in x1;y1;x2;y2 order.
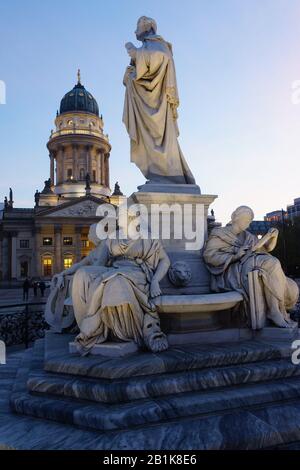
34;227;42;277
105;153;110;188
73;145;78;181
86;145;92;177
11;232;17;280
101;151;105;185
75;227;82;262
2;233;9;281
57;146;65;184
50;153;55;185
54;225;62;274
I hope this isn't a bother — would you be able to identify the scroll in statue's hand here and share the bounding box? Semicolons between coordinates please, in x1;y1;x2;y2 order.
150;279;162;298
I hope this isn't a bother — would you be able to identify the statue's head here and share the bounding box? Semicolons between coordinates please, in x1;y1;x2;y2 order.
135;16;157;41
230;206;254;233
88;224;101;247
143;313;168;353
168;261;192;287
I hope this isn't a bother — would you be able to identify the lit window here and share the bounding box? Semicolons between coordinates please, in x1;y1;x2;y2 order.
20;240;29;249
67;169;73;180
64;257;73;270
81;240;90;248
67;119;73;125
63;237;73;246
43;257;52;276
43;237;53;246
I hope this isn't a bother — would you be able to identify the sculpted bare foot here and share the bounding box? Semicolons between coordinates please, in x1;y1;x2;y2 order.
267;311;290;328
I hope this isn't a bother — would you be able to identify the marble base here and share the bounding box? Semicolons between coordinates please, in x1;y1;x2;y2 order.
6;335;300;449
43;331;292;380
167;325;299;346
137;182;201;194
8;335;300;435
69;341;138;357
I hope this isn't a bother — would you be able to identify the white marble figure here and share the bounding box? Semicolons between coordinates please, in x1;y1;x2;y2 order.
45;224;104;331
203;206;299;329
71;234;170;354
123;16;195;185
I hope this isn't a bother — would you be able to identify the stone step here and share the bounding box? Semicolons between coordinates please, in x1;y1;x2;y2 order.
44;332;293;380
11;373;300;432
27;357;300;404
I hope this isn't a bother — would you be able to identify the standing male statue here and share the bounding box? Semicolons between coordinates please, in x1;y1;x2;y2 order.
123;16;195;185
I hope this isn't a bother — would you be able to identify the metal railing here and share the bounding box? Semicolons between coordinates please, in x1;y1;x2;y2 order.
0;302;47;349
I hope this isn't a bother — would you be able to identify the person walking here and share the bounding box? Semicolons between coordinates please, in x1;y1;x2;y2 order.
32;281;38;297
22;278;30;302
39;281;46;297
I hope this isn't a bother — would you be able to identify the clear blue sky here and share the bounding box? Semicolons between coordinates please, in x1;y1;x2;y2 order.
1;0;300;223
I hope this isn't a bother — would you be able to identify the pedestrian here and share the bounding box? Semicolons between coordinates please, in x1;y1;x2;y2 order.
22;278;30;301
33;282;38;297
39;281;46;297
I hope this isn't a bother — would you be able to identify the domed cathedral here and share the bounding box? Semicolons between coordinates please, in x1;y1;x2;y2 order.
44;70;111;203
0;73;124;284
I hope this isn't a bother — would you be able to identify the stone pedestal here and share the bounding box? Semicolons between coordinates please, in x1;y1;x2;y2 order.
69;340;138;357
129;187;217;295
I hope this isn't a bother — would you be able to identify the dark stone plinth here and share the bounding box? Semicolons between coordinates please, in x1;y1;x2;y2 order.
5;337;300;449
43;332;291;380
9;336;300;433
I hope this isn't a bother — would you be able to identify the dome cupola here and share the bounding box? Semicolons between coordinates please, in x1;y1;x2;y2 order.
59;70;99;116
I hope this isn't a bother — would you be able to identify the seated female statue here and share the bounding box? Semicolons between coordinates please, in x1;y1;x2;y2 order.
203;206;298;328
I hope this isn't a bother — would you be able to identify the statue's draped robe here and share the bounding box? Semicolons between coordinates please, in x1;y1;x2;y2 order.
123;34;195;184
203;226;298;325
72;238;165;353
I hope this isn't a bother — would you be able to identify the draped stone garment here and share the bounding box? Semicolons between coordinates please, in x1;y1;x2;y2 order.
72;238;165;353
203;226;298;324
123;34;195;184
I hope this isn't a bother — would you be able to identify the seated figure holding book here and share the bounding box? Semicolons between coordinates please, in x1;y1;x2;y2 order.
203;206;299;328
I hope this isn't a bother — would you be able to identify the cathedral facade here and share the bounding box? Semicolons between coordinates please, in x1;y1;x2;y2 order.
0;73;122;284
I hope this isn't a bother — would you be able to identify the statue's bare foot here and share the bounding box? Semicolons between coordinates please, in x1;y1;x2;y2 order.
148;332;169;353
267;311;290;328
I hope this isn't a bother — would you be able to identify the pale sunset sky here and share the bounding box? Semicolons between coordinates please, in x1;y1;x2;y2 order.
1;0;300;223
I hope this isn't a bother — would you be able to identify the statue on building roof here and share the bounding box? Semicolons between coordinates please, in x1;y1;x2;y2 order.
112;181;123;196
34;190;40;207
41;178;54;195
9;188;13;208
85;173;91;194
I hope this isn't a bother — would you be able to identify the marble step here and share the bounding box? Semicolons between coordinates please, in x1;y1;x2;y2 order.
27;357;300;404
44;332;292;380
11;373;300;432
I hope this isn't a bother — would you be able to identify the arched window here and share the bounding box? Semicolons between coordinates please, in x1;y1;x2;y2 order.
63;255;73;270
43;256;52;277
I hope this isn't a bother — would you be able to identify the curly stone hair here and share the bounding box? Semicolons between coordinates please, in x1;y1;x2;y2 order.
231;205;254;223
137;16;157;34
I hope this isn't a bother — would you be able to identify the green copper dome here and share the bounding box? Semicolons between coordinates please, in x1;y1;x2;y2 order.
59;73;99;116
